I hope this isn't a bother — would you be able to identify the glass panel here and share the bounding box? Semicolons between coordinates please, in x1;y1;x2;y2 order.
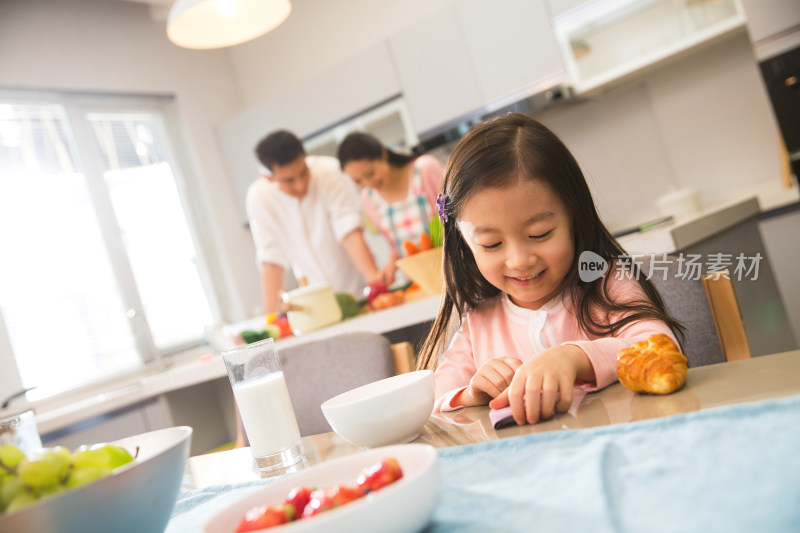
0;104;141;394
86;112;212;350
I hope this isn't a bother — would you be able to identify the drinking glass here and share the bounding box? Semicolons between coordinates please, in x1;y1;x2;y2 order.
0;410;42;453
222;338;306;477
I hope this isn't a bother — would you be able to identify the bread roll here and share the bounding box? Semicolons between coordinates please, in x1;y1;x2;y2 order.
617;334;688;394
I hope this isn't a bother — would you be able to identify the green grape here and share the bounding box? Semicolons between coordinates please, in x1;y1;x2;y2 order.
18;457;63;490
72;443;134;471
65;466;111;488
5;490;37;512
72;446;110;470
0;443;25;470
0;439;136;517
0;475;24;511
49;446;72;463
102;444;134;470
35;483;65;498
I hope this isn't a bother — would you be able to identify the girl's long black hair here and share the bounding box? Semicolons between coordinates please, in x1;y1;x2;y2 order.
416;113;684;371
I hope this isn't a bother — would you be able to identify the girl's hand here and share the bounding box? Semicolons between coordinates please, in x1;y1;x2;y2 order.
460;357;523;407
488;345;593;425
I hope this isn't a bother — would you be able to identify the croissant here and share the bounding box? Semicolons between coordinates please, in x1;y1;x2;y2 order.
617;334;688;394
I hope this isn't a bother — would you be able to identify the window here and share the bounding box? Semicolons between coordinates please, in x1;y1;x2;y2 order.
0;91;216;401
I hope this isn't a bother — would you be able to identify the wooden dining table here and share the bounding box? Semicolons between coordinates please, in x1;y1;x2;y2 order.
185;349;800;490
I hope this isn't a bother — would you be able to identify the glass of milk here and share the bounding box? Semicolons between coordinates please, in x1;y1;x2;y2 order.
222;338;306;477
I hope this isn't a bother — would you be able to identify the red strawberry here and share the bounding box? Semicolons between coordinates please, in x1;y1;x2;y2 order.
356;458;403;492
301;485;366;518
284;485;313;517
234;503;294;532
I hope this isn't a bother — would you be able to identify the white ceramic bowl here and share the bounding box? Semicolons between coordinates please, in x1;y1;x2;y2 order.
204;443;439;533
321;370;434;448
0;426;192;533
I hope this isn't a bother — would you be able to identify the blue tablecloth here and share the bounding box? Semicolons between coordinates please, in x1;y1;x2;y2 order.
167;395;800;532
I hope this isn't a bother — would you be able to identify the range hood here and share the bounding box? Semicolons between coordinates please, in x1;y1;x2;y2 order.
416;75;574;153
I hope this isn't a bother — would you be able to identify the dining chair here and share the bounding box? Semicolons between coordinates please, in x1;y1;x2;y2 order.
642;257;750;366
234;332;399;443
701;271;752;361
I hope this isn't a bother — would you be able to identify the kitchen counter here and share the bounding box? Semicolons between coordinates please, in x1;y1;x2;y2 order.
35;294;442;436
616;195;761;255
616;176;799;255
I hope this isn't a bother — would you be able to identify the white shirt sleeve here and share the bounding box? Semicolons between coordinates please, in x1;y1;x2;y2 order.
246;179;288;269
316;158;363;242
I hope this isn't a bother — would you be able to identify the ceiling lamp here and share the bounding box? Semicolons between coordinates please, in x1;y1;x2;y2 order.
167;0;291;50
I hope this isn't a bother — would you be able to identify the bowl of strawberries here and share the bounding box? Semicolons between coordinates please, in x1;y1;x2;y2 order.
203;444;439;533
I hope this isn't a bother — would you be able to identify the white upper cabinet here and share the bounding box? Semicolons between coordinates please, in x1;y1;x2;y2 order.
387;5;485;136
456;0;566;105
546;0;591;18
553;0;748;95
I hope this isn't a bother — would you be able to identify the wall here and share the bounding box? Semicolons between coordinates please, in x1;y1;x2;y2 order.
0;0;258;322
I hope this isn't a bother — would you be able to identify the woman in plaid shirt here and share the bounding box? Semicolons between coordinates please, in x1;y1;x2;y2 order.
338;132;445;279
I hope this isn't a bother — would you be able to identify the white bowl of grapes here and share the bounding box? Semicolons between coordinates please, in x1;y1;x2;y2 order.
0;425;192;533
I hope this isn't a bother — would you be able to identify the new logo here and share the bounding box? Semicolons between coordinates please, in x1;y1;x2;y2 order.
578;251;608;282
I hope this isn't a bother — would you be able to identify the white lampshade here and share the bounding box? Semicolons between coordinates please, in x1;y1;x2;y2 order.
167;0;291;50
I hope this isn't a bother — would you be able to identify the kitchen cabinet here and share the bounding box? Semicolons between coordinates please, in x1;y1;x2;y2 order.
41;399;169;452
456;0;566;105
387;5;484;136
546;0;591;18
303;97;418;158
552;0;748;95
389;1;569;136
740;0;800;47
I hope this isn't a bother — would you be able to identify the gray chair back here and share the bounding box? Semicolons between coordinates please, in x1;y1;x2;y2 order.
640;257;725;367
277;332;396;436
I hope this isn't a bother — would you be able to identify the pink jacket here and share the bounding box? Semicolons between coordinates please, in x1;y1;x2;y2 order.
434;275;678;412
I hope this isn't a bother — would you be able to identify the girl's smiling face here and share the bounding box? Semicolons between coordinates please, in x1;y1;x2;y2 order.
457;176;574;310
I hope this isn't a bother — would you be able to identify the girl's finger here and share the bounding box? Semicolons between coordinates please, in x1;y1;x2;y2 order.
524;374;543;425
489;389;509;409
556;377;574;413
503;357;524;372
539;374;560;420
477;366;508;398
508;376;527;425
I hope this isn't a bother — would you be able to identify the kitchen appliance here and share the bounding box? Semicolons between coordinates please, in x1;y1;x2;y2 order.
741;0;800;180
282;283;343;335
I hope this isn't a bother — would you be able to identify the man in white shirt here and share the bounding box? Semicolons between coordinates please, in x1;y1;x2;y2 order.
246;130;388;315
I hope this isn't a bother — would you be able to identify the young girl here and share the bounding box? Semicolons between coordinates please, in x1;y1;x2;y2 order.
337;132;445;272
417;113;683;426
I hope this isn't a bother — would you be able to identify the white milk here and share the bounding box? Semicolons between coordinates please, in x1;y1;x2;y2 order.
233;372;301;458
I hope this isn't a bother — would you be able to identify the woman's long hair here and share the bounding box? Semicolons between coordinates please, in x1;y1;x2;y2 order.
416;113;684;371
337;131;415;169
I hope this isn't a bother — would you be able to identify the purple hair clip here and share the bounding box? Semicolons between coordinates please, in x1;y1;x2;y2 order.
436;193;449;223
